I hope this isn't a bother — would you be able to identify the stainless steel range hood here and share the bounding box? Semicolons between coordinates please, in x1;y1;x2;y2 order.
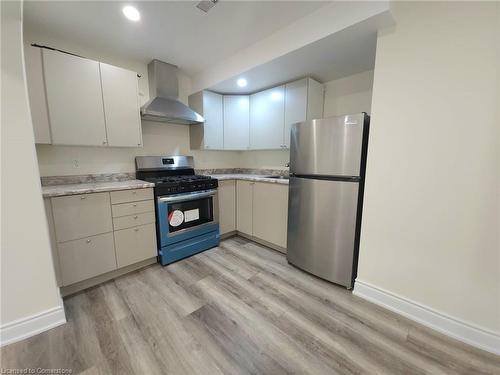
141;60;204;125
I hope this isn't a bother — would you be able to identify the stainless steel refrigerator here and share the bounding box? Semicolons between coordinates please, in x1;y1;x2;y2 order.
287;113;370;288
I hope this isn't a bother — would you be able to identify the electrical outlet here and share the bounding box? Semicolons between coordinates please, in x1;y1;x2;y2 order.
72;159;79;169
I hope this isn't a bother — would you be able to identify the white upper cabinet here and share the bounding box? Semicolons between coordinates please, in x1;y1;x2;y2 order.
25;47;142;147
24;46;52;144
189;90;224;150
43;49;108;146
284;78;324;148
188;77;323;151
223;95;250;150
100;63;142;147
250;86;285;150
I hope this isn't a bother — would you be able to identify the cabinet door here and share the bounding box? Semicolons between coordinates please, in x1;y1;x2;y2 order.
58;232;116;285
51;192;113;243
114;223;157;268
236;180;253;236
284;79;308;149
100;63;142;147
223;95;249;150
218;180;236;235
43;49;107;146
24;45;51;144
250;86;285;150
203;91;224;150
252;182;289;250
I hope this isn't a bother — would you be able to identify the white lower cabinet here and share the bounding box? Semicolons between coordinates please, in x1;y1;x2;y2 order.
114;224;157;268
58;232;116;286
48;189;157;288
236;180;254;236
233;180;288;250
218;180;236;235
51;192;113;243
252;182;289;250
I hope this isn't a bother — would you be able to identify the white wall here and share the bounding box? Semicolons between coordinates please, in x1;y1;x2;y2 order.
1;1;64;344
36;123;240;176
356;0;499;340
24;30;241;176
323;70;373;117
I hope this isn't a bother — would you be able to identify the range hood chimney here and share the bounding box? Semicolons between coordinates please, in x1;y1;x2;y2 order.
141;60;204;125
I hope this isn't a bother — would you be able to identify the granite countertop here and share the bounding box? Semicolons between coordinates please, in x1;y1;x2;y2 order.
210;174;289;185
42;179;154;198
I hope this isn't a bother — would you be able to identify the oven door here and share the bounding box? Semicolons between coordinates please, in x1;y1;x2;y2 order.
157;189;219;247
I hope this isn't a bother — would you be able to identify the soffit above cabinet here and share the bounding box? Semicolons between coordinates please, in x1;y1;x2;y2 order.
209;17;379;95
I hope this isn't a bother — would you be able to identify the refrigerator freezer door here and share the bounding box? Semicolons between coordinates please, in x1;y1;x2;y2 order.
290;113;366;177
286;176;359;287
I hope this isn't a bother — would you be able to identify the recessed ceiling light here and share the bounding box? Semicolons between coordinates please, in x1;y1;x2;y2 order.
237;78;247;88
122;5;140;22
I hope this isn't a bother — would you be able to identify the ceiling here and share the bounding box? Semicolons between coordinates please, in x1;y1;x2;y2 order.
209;19;378;94
23;1;328;76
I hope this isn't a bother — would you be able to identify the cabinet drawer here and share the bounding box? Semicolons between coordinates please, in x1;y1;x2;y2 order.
114;224;157;268
52;192;113;242
110;188;153;204
58;232;116;286
112;200;154;218
113;211;155;230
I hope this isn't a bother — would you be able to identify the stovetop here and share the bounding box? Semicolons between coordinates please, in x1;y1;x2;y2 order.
135;156;218;196
144;174;217;196
146;175;212;184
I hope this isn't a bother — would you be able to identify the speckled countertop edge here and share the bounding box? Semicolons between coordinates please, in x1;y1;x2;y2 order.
41;170;289;198
210;174;289;185
42;180;155;198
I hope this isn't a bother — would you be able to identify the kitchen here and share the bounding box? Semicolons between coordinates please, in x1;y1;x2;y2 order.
1;1;499;374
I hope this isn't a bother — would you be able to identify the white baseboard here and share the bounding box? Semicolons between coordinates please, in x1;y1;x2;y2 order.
0;304;66;347
353;280;500;355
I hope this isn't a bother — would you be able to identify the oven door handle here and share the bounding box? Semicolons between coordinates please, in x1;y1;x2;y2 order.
158;189;217;203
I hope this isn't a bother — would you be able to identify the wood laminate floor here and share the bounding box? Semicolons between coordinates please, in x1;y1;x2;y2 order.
1;236;499;374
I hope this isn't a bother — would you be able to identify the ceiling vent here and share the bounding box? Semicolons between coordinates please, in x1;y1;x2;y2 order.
196;0;218;13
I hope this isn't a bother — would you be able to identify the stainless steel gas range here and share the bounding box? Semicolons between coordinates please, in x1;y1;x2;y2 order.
135;156;220;265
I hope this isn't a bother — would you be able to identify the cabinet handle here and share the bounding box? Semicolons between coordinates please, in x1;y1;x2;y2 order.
86;239;91;243
134;228;139;232
134;215;138;219
137;143;141;146
80;196;86;200
133;203;137;207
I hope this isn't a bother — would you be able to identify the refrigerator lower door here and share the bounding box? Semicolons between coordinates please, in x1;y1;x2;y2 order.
287;176;359;287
